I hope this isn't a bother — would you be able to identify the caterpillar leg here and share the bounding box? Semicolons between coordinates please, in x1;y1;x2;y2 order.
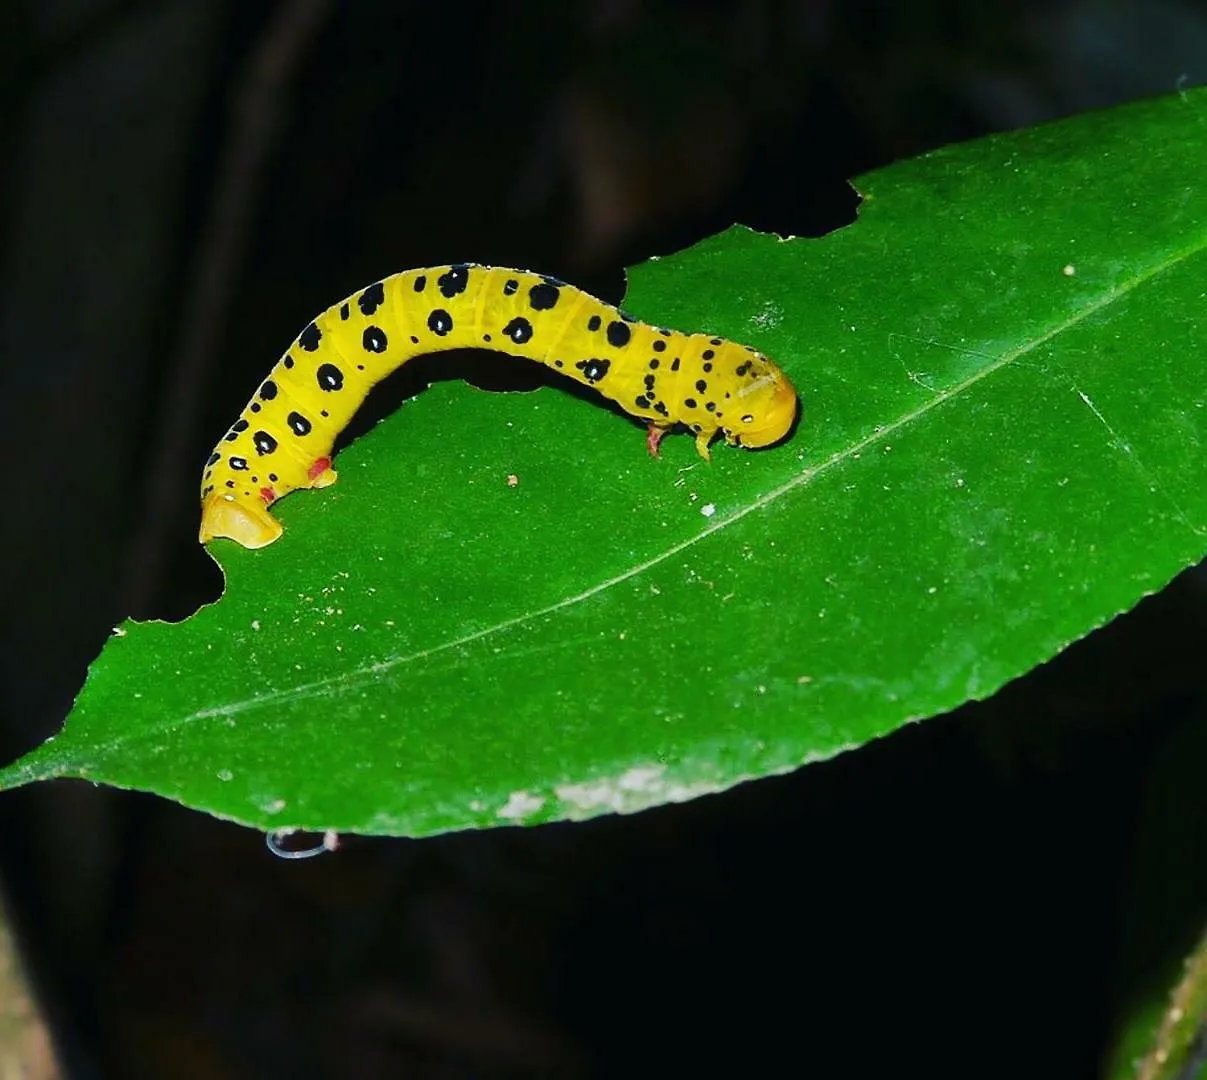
694;429;714;461
307;457;338;489
646;423;669;458
200;493;283;548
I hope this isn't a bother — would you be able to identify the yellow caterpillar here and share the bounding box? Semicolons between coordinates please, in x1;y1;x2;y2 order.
200;264;798;548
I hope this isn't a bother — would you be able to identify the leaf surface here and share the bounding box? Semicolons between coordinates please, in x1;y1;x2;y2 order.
5;89;1207;836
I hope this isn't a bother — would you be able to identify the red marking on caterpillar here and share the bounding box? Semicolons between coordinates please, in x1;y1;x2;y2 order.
259;487;276;503
307;457;331;481
646;423;667;458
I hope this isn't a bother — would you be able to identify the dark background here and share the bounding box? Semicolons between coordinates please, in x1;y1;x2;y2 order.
1;1;1205;1076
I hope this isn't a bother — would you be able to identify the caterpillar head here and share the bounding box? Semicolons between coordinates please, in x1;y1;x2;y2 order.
200;493;283;548
724;364;799;449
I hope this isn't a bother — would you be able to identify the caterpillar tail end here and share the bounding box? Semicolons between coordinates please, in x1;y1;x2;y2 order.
199;493;283;549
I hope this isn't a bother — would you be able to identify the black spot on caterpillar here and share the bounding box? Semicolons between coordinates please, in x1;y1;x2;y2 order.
200;264;798;548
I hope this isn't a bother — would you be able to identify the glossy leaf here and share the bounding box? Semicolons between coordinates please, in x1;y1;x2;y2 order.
4;88;1207;836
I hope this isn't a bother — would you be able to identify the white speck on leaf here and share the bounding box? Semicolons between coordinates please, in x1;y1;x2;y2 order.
750;300;782;330
556;765;719;817
497;790;545;821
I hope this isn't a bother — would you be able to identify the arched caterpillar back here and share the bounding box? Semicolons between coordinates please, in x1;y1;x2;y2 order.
200;264;798;548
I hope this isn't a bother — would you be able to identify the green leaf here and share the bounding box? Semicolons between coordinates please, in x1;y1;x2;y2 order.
4;88;1207;836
